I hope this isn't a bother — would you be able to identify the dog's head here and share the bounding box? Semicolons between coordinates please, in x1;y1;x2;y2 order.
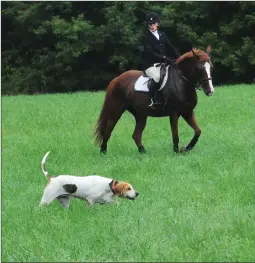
110;180;139;200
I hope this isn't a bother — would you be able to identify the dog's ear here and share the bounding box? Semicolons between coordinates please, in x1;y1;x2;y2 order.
114;182;131;196
114;182;127;196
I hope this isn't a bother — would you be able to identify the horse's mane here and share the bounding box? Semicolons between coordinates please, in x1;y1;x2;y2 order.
176;49;210;65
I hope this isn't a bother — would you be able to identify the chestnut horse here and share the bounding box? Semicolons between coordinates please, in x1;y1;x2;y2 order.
95;46;214;154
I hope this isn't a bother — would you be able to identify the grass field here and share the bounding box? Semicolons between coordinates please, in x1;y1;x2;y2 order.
2;84;255;262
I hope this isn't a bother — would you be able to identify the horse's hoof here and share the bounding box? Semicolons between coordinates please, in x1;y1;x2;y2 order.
138;146;146;154
180;146;189;153
173;147;179;154
179;146;185;153
100;149;107;154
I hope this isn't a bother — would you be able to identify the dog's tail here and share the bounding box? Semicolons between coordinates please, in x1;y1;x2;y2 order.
41;151;51;182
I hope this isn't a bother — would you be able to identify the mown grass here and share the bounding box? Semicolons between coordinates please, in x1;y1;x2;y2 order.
2;84;255;262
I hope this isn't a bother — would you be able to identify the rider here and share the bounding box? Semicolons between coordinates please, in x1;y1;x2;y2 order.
141;12;181;107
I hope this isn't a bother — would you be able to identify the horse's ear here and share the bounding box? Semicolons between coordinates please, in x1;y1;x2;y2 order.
192;49;199;59
206;45;211;55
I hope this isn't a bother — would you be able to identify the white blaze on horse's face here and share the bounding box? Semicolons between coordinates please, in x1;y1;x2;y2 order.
204;62;214;96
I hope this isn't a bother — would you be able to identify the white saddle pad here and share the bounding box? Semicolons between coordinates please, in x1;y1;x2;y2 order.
134;65;169;92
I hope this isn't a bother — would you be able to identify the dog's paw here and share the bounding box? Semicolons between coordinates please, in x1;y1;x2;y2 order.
112;200;120;205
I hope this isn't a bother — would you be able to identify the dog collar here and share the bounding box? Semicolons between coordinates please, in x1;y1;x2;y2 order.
109;180;119;195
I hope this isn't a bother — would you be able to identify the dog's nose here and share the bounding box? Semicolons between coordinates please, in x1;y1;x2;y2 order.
135;192;139;197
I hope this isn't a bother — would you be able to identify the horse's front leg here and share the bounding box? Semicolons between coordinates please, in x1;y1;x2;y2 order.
169;112;180;153
182;111;201;152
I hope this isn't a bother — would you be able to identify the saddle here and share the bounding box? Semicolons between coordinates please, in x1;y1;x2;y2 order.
134;64;170;93
143;63;167;89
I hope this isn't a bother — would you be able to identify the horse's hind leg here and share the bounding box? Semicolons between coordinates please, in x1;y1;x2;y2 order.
182;111;201;152
132;115;147;153
100;109;125;153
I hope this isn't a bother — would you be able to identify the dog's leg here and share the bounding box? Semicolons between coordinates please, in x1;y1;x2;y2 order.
39;183;62;206
57;195;71;208
109;198;119;205
86;199;94;207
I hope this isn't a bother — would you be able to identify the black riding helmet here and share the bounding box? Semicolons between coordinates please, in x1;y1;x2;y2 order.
145;12;160;25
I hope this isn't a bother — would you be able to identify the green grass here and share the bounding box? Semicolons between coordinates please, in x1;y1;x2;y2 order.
2;84;255;262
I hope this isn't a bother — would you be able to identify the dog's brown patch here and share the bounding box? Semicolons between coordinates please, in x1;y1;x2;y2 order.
46;176;51;184
114;182;131;196
43;177;51;189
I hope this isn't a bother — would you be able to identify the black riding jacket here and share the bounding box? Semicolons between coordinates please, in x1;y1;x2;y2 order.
141;29;180;70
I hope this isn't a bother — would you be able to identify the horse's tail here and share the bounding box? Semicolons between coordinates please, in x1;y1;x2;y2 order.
94;78;119;145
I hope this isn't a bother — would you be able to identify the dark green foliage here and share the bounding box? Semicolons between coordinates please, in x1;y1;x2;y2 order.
2;1;255;95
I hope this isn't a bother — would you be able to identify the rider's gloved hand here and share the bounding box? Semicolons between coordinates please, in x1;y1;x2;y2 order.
163;56;175;65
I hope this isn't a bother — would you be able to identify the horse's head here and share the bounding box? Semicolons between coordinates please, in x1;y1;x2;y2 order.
176;45;214;96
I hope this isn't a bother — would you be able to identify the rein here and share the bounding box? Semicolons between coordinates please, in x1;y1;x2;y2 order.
181;75;200;90
176;57;212;91
181;74;212;91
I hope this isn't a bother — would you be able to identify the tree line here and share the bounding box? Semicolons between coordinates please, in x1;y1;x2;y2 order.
2;1;255;95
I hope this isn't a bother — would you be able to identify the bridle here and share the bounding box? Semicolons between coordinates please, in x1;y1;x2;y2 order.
162;60;212;110
197;76;212;90
181;76;212;91
180;60;213;91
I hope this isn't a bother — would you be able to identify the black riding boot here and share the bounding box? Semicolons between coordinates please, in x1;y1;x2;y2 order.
148;79;160;107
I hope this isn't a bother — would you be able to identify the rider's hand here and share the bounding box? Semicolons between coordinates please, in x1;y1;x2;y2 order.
163;56;175;65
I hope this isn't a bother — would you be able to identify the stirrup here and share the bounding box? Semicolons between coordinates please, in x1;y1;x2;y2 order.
149;98;161;107
149;99;155;107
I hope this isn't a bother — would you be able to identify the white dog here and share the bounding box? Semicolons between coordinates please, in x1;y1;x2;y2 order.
39;151;139;208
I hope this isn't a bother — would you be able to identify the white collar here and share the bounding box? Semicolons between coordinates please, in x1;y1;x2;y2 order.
149;29;158;34
149;29;159;40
